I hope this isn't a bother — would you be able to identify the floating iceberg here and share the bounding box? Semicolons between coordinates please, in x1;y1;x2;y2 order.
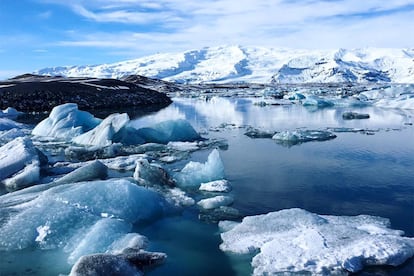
197;195;234;210
32;103;101;139
219;208;414;275
272;130;336;145
174;149;225;187
137;119;200;144
72;113;129;147
302;95;334;107
199;180;231;192
0;178;165;263
0;137;42;189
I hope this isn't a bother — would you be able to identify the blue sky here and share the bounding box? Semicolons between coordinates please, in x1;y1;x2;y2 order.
1;0;414;79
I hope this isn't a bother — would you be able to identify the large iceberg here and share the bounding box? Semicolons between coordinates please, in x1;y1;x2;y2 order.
219;208;414;275
0;179;166;264
0;137;42;189
136;119;200;144
72;113;129;147
174;149;225;187
32;103;101;139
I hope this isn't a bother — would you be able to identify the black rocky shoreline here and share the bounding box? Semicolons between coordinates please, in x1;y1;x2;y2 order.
0;74;172;112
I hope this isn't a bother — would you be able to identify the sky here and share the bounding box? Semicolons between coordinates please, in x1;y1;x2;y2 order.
1;0;414;79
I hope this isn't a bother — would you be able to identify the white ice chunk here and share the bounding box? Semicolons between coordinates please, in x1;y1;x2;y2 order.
302;95;334;107
197;195;233;210
72;113;129;147
136;119;200;144
163;187;195;207
167;141;199;151
175;149;225;187
32;103;100;139
0;128;27;141
219;208;414;275
199;180;231;192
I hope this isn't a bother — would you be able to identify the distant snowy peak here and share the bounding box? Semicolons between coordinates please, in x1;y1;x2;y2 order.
36;46;414;84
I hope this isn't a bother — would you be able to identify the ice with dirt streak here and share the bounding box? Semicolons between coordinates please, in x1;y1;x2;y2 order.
219;208;414;275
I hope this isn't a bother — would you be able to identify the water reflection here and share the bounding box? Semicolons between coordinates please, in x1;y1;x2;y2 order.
132;97;414;132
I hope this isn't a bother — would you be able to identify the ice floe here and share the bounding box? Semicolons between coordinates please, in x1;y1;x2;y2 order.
219;208;414;275
32;103;100;139
174;149;225;187
53;160;108;185
272;129;336;145
133;159;174;187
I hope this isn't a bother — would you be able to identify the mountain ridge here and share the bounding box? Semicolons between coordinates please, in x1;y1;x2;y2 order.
36;46;414;84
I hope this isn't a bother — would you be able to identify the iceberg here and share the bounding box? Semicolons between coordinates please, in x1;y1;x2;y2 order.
197;195;234;210
32;103;101;139
136;119;200;144
219;208;414;275
272;129;336;145
302;95;334;107
133;159;174;187
174;149;225;187
0;137;42;189
0;107;22;118
342;112;370;120
199;180;231;192
0;179;165;259
72;113;129;147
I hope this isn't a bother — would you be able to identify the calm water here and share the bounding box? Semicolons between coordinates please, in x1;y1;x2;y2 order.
1;96;413;275
132;97;414;276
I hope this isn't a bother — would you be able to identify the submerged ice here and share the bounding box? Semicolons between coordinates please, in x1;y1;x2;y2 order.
219;208;414;275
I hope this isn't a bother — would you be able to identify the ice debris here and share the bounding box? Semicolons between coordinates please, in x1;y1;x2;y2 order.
32;103;100;139
0;137;43;189
174;149;225;187
272;129;336;145
197;195;234;210
136;119;200;144
219;208;414;275
0;118;25;131
199;180;231;192
0;107;22;118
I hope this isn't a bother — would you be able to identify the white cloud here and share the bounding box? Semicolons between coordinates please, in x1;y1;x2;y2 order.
47;0;414;53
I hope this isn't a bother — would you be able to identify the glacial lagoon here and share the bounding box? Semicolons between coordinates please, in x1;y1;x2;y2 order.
0;94;413;275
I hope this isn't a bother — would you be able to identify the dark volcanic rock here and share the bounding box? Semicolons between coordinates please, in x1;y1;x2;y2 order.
0;74;172;112
342;112;370;120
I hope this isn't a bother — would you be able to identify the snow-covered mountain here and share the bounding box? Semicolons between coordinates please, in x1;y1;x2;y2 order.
36;46;414;84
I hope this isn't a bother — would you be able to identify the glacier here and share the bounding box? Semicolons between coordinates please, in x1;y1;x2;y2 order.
36;46;414;84
219;208;414;275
